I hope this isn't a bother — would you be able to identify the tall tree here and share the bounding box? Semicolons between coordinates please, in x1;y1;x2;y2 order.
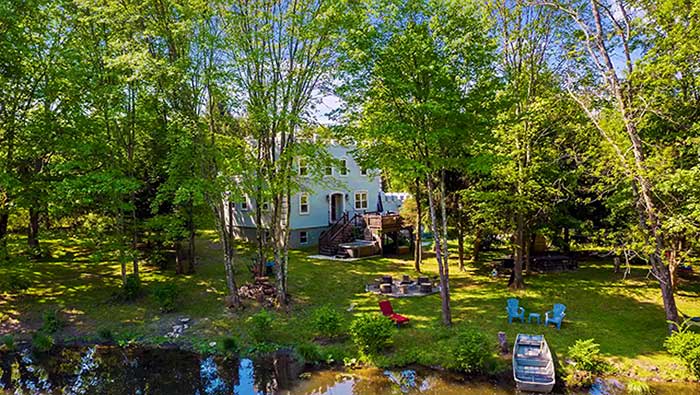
338;0;495;325
540;0;697;331
487;0;569;289
220;0;349;306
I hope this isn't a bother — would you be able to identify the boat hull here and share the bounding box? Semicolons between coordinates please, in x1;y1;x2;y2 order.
512;334;556;393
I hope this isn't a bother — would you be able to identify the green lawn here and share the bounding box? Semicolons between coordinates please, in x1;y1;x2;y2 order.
2;230;699;381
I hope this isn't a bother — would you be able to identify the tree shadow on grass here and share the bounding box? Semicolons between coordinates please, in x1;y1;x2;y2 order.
289;252;682;361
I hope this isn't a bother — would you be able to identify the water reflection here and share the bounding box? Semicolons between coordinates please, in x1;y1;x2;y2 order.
1;346;698;395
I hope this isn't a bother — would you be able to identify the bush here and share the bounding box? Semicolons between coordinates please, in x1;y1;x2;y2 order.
122;274;141;301
97;327;114;342
32;332;54;353
0;335;14;351
626;380;653;395
312;305;343;339
565;369;595;388
565;338;609;388
450;328;492;374
349;313;395;355
152;282;180;313
685;347;700;379
149;244;169;269
40;309;63;334
665;330;700;359
0;272;31;292
221;336;240;354
248;310;275;343
665;330;700;379
296;343;322;364
568;338;609;374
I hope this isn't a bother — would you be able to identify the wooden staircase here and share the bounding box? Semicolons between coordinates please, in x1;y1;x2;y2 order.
319;213;368;257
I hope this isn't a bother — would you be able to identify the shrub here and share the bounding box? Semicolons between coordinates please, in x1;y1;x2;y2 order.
32;332;54;353
664;330;700;379
665;331;700;359
626;380;653;395
40;309;63;334
565;369;595;388
149;245;169;269
97;327;114;342
221;336;240;354
685;347;700;379
248;310;275;343
568;338;609;374
152;282;180;312
349;313;395;355
0;272;31;292
296;343;322;364
450;328;492;374
0;335;14;351
312;305;343;339
122;274;141;301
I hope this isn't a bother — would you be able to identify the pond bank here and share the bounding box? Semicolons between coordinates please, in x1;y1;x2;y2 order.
1;342;698;394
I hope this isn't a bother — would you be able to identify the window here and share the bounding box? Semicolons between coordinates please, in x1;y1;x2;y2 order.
360;167;368;176
339;159;348;176
299;231;308;245
240;199;249;211
299;193;310;215
324;165;333;176
354;191;368;210
261;202;270;211
298;158;308;176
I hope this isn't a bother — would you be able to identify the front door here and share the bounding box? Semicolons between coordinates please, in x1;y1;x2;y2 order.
330;193;343;222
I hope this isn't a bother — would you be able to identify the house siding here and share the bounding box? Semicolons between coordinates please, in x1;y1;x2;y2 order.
226;144;386;247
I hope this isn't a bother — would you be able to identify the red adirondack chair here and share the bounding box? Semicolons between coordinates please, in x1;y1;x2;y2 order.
379;300;409;326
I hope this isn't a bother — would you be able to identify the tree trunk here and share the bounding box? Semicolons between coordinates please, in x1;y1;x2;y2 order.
414;178;422;272
457;205;465;272
426;175;451;326
28;207;41;257
221;199;240;307
186;199;196;274
222;231;240;307
472;227;482;262
511;213;526;289
255;191;265;276
440;171;450;270
524;230;532;275
0;210;8;261
131;201;139;282
175;241;184;275
563;227;571;253
274;192;289;306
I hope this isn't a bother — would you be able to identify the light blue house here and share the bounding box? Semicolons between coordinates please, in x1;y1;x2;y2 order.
226;144;406;248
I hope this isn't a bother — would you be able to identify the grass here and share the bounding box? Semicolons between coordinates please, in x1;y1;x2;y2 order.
1;230;699;381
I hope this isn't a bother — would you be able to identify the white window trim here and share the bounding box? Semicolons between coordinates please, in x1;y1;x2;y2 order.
299;193;310;215
360;167;368;176
261;201;270;212
324;165;333;177
299;231;309;245
298;157;309;177
240;197;250;211
338;158;349;177
354;190;368;210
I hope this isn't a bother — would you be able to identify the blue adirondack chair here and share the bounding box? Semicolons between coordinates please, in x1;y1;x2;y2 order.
545;303;567;330
506;298;525;324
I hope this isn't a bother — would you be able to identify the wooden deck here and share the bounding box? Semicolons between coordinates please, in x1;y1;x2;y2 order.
363;212;403;233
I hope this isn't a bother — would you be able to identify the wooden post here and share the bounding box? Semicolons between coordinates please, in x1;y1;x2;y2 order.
498;332;508;354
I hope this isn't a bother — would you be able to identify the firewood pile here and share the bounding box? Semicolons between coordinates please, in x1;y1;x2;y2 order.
238;277;277;306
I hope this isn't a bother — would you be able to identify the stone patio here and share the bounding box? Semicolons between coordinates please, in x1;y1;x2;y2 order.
365;278;440;298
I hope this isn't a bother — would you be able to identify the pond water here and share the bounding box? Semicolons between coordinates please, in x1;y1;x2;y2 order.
1;346;697;395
